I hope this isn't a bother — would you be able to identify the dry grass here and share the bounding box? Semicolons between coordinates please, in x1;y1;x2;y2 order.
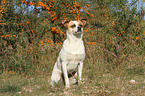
0;43;144;96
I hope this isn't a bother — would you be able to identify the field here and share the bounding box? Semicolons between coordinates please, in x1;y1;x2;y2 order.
0;43;145;96
0;0;145;95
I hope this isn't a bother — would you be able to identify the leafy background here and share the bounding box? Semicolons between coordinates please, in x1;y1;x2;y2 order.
0;0;145;95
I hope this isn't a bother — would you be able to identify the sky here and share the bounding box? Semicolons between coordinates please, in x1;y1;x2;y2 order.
143;2;145;20
126;0;145;19
15;0;145;20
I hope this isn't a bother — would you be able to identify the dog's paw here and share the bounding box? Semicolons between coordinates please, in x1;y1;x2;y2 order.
65;84;70;88
50;81;55;87
77;79;85;85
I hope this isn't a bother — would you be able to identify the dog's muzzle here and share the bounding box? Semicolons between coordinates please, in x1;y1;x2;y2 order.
73;26;83;37
78;26;82;32
73;31;82;35
75;27;83;34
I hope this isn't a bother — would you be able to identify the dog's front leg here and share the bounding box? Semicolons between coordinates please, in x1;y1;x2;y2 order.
78;62;83;83
62;61;70;88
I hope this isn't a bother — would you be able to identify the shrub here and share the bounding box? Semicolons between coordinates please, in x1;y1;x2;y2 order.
0;0;144;74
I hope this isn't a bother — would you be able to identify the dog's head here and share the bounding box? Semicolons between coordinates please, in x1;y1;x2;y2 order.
62;18;87;38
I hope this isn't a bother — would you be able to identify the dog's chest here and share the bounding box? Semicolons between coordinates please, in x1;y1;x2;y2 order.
66;53;85;72
66;53;85;61
60;38;85;71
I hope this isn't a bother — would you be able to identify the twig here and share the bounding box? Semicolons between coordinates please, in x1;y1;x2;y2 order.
96;46;117;58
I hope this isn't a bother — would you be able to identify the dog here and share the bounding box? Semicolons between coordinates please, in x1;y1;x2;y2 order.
50;18;86;88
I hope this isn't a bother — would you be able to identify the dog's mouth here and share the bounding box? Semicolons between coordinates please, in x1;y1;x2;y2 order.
73;31;82;35
73;31;83;38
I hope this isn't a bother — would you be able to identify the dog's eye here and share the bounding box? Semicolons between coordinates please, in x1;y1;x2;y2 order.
79;25;83;27
71;24;76;28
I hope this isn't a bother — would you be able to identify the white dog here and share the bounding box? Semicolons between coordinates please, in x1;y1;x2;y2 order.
50;18;86;88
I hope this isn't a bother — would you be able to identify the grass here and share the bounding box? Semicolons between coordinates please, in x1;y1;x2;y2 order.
0;43;144;96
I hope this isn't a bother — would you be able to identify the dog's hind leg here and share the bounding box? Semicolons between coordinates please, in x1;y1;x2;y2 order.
50;64;62;86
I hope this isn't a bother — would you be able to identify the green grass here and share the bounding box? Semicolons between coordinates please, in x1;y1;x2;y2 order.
0;44;144;96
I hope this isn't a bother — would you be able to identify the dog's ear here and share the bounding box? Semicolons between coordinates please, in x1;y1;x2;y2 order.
62;20;70;28
80;18;87;26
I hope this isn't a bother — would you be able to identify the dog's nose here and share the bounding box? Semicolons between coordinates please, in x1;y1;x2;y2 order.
77;26;82;31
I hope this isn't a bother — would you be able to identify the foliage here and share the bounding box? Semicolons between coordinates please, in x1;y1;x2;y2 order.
0;0;144;74
85;0;144;66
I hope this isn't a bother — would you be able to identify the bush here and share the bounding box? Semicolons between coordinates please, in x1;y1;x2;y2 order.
0;0;144;74
85;0;144;66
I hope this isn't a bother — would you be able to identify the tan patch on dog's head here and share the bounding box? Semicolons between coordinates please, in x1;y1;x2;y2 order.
67;21;81;34
62;19;87;34
67;21;76;28
62;18;86;28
